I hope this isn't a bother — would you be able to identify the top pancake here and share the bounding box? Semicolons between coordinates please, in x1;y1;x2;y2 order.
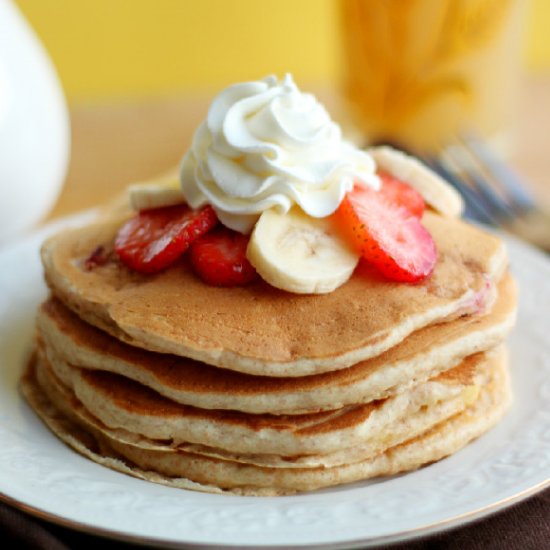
41;209;507;376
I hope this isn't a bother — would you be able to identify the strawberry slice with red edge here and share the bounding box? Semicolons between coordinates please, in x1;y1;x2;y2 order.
115;204;218;273
190;227;257;287
334;185;437;283
378;171;425;218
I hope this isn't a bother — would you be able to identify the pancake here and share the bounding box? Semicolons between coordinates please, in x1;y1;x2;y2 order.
40;210;507;376
21;347;511;496
37;273;517;414
35;344;484;458
23;79;518;496
33;351;482;469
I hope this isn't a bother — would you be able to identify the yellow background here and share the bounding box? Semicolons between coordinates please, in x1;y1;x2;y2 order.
15;0;550;102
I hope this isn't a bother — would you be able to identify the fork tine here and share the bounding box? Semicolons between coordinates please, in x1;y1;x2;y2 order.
438;136;550;252
372;139;550;252
419;151;499;226
459;133;536;213
440;144;517;222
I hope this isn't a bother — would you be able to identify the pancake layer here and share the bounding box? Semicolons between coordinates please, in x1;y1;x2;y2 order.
37;273;516;414
35;345;483;460
40;211;507;376
21;347;511;495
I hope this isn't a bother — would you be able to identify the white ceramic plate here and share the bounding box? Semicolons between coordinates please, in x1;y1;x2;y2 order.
1;215;550;549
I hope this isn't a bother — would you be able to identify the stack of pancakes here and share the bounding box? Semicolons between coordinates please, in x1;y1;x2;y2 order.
22;209;517;495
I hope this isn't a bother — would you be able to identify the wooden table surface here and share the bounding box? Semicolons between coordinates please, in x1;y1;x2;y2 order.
48;73;550;221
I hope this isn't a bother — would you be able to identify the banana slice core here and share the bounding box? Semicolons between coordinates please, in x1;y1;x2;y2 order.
247;207;359;294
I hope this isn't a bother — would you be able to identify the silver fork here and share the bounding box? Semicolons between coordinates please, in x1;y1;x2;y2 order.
418;134;550;253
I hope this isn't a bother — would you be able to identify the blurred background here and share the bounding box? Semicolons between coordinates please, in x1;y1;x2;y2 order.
9;0;550;224
14;0;550;100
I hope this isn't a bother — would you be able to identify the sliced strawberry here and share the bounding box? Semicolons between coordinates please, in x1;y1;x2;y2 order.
334;186;437;283
190;227;257;287
115;205;218;273
378;171;425;218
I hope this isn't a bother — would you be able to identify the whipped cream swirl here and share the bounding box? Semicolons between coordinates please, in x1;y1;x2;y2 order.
180;74;379;233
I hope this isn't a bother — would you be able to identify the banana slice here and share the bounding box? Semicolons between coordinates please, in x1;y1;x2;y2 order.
128;172;185;211
247;207;359;294
369;146;464;218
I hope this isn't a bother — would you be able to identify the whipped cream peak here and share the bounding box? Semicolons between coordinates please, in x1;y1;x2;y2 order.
180;74;379;233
